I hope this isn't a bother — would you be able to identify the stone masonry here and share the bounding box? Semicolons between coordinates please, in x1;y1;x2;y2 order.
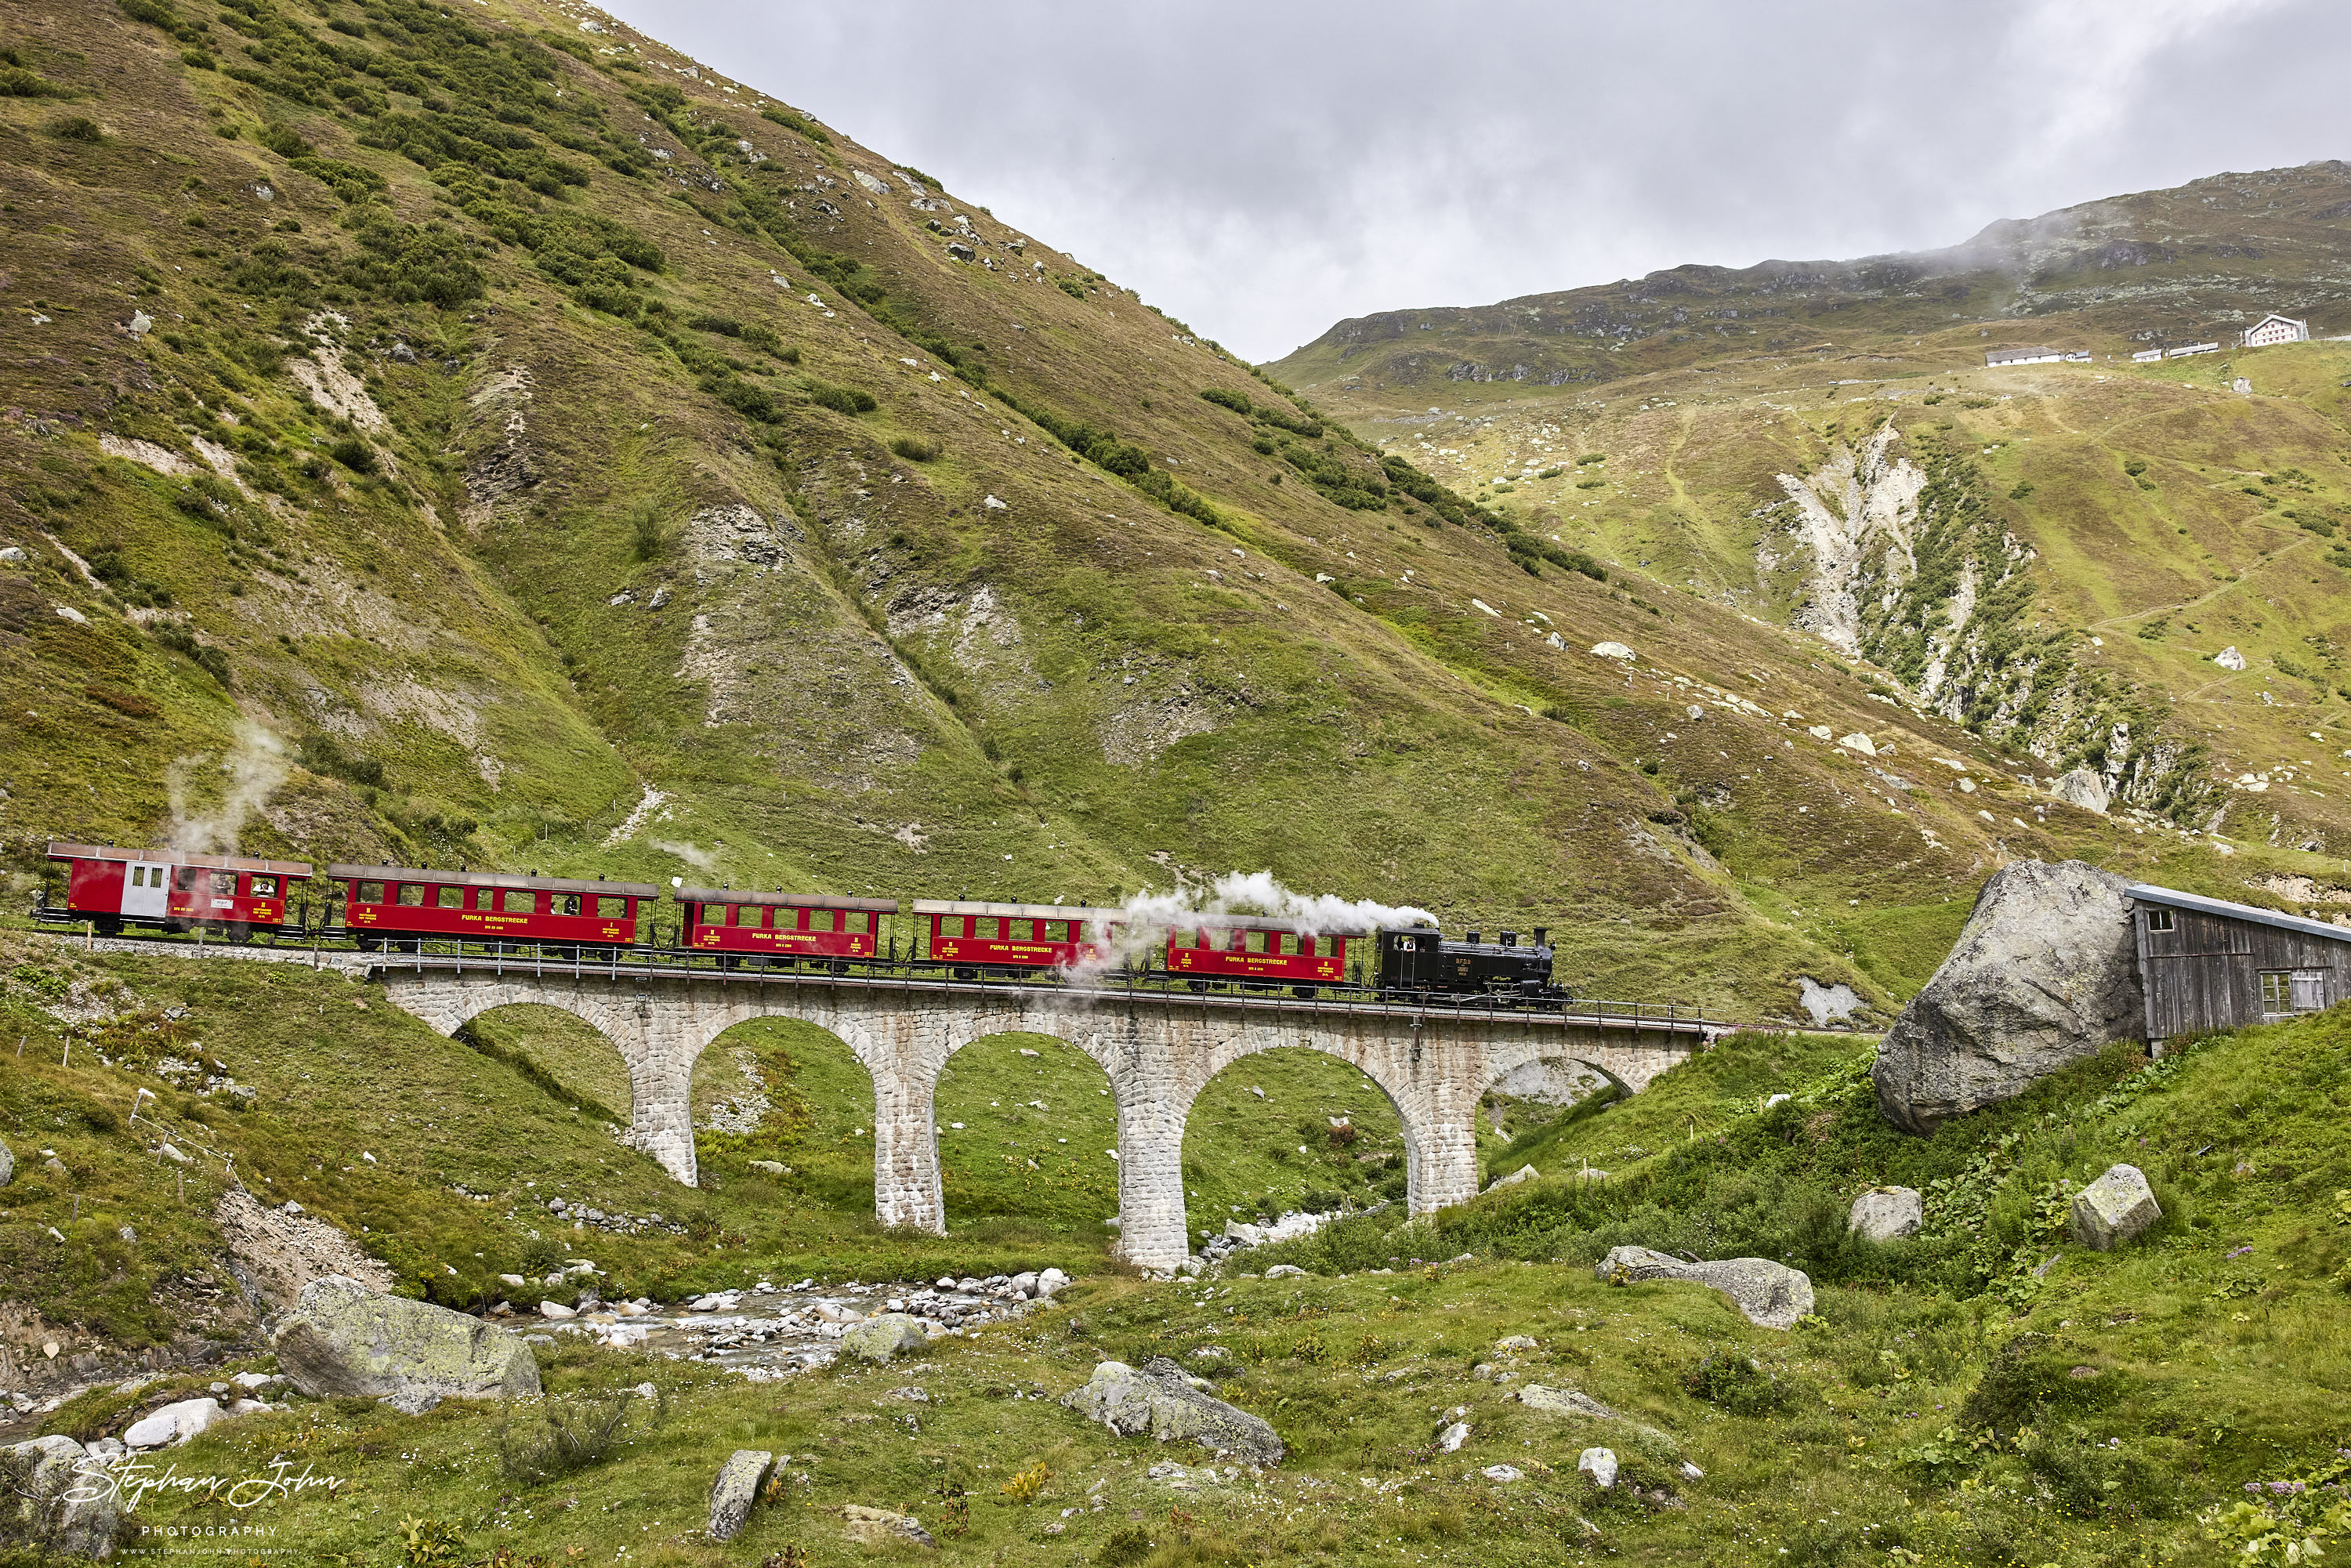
378;970;1693;1271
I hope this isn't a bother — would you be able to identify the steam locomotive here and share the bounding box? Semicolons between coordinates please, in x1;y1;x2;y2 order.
36;842;1571;1005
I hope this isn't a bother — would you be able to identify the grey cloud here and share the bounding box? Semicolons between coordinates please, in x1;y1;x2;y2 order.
601;0;2344;360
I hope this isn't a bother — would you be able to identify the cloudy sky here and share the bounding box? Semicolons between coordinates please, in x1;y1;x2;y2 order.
598;0;2346;363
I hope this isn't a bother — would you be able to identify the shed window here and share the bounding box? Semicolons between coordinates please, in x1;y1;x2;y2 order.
2261;971;2292;1010
2146;907;2175;932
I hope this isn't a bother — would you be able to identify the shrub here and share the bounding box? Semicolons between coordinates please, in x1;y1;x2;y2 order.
686;313;743;337
118;0;176;27
889;435;940;462
295;732;384;788
46;114;103;142
1201;388;1253;415
999;1463;1052;1503
1096;1526;1154;1566
257;121;310;158
1682;1352;1793;1415
0;63;67;96
153;622;230;686
1057;278;1087;300
808;382;877;415
496;1384;668;1483
759;105;828;143
328;437;375;473
626;501;666;562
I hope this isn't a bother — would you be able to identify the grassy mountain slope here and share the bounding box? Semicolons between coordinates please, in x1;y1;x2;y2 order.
1274;170;2351;877
9;0;2340;1025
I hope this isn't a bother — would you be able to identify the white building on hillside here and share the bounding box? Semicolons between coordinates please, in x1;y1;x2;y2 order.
2242;314;2310;348
2166;342;2221;358
2130;349;2164;363
1985;346;2088;368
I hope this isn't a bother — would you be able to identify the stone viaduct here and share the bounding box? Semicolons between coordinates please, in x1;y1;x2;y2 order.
374;961;1711;1273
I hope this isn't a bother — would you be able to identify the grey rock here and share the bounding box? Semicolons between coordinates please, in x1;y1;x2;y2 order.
1798;977;1864;1027
1519;1385;1616;1420
1482;1463;1524;1482
272;1275;540;1402
1594;1246;1815;1331
747;1160;787;1176
708;1449;773;1542
2;1435;121;1559
2052;768;2110;814
1062;1357;1284;1465
1848;1186;1924;1243
1494;1334;1538;1353
1871;860;2144;1133
124;1396;223;1449
1009;1271;1039;1298
841;1504;935;1548
1578;1447;1618;1488
2068;1164;2162;1251
946;241;976;262
1436;1421;1469;1452
1485;1164;1538;1192
1037;1266;1070;1297
1487;1059;1605;1106
0;547;26;565
388;342;418;364
2215;646;2248;672
0;1136;11;1187
1262;1263;1306;1279
380;1389;441;1417
840;1313;927;1363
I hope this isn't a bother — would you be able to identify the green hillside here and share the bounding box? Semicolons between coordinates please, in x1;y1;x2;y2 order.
8;0;2345;1030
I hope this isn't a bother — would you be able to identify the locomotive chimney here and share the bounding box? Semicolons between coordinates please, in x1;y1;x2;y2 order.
1500;930;1518;947
1533;927;1549;948
1465;929;1481;945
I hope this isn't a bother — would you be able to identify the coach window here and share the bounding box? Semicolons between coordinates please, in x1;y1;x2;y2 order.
810;909;836;933
502;889;536;914
597;896;629;919
437;885;465;910
397;884;426;907
358;881;386;904
846;911;870;935
1009;918;1034;941
251;875;277;897
211;871;237;897
975;917;1000;940
553;893;581;917
730;905;759;928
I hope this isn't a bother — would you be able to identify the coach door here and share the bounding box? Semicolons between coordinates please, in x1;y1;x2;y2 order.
122;860;169;919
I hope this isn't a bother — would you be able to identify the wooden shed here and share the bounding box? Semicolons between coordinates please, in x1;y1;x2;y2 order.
2130;883;2351;1046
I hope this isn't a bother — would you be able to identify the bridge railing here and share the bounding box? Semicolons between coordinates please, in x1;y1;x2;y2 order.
352;936;1730;1034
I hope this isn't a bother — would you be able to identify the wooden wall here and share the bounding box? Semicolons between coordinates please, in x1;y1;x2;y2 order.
2136;904;2351;1041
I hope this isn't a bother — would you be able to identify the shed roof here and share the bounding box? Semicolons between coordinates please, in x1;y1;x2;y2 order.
909;899;1123;922
327;863;661;898
49;842;313;877
674;887;898;913
2127;882;2351;946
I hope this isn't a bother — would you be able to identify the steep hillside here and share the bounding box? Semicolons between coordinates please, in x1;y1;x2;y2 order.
1274;171;2351;872
2;0;2343;1029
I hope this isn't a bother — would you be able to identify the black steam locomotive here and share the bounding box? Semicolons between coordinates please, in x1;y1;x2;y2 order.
1375;925;1560;1000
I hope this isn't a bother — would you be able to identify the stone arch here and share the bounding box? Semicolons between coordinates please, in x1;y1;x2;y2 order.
1178;1044;1413;1259
1187;1030;1433;1215
688;1015;878;1214
930;1029;1119;1237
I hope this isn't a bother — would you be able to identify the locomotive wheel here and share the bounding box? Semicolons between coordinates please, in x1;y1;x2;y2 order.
1291;985;1317;1000
953;966;977;981
1186;980;1208;993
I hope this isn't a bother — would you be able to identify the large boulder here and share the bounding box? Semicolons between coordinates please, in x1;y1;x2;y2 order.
0;1135;13;1188
2;1435;121;1559
123;1398;224;1450
2068;1164;2162;1251
1594;1246;1815;1330
1848;1186;1923;1242
271;1276;540;1402
1062;1357;1284;1465
1871;860;2144;1133
2051;769;2110;815
840;1313;928;1364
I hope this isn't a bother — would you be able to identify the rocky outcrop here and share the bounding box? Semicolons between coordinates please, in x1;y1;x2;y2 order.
1871;860;2144;1134
2;1435;121;1559
1594;1246;1815;1330
1849;1187;1923;1242
271;1276;540;1402
841;1504;936;1548
1063;1357;1285;1465
2051;768;2110;814
840;1313;929;1363
2068;1164;2162;1250
708;1450;773;1542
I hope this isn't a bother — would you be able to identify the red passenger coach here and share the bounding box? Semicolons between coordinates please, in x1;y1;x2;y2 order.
330;864;658;952
913;900;1121;976
45;842;312;937
1166;914;1364;993
681;888;897;965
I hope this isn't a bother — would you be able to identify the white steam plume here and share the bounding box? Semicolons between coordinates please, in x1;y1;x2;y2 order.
165;722;290;854
650;839;721;873
1061;870;1436;983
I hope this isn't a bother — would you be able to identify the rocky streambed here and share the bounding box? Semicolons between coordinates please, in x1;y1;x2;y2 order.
519;1269;1070;1379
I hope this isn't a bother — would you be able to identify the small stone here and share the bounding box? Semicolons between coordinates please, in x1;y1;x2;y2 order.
538;1300;575;1320
0;1138;13;1187
2068;1164;2162;1251
1494;1335;1538;1353
1679;1461;1705;1480
1262;1264;1306;1279
1590;641;1635;661
983;494;1008;510
1436;1421;1469;1453
2215;646;2247;672
498;1274;526;1288
381;1389;441;1416
708;1449;773;1542
1519;1385;1616;1420
2051;768;2110;814
1848;1186;1923;1243
1578;1447;1618;1488
1481;1464;1524;1483
748;1160;787;1175
1485;1164;1538;1192
841;1503;936;1548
